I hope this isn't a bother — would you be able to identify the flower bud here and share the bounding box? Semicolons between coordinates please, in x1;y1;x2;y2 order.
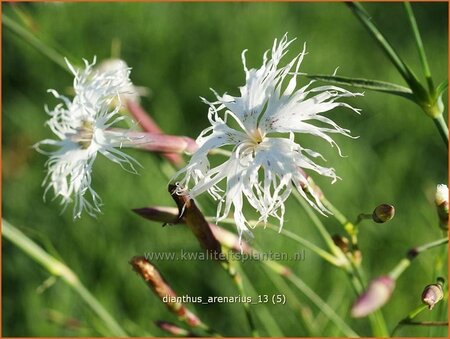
169;184;222;258
155;321;194;336
332;234;349;253
130;256;202;327
422;281;444;310
132;206;179;224
435;184;448;230
372;204;395;223
351;276;395;317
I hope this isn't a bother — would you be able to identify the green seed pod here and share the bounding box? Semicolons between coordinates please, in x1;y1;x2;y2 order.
372;204;395;223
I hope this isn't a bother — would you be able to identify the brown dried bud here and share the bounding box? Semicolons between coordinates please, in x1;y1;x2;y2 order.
169;184;223;259
351;276;395;317
422;281;444;310
372;204;395;223
133;202;255;258
132;206;179;224
332;234;349;253
130;256;202;327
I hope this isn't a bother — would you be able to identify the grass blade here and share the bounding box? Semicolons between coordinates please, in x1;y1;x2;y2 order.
3;14;69;72
2;219;128;337
346;2;426;98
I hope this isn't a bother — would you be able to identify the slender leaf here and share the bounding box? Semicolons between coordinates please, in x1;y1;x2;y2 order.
305;74;415;101
2;220;129;337
346;2;427;99
404;2;434;94
436;80;448;98
3;14;69;72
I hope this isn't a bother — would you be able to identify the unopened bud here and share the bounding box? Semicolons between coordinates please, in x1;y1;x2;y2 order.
155;321;194;336
132;206;179;224
332;234;349;253
169;184;222;258
352;249;362;266
130;256;202;327
351;276;395;317
435;184;448;230
372;204;395;223
422;279;444;310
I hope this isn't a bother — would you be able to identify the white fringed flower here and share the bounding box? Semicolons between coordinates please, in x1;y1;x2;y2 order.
96;58;149;108
35;58;140;218
435;184;448;206
176;35;362;240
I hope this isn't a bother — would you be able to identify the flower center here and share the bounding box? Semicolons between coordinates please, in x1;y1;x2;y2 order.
240;128;265;158
69;120;94;149
248;128;265;145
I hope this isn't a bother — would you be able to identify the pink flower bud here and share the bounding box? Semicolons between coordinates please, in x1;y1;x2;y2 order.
435;184;448;230
155;321;193;336
422;282;444;310
351;276;395;317
132;206;179;224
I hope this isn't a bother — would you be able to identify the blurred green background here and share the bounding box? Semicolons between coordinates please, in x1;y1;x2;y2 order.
2;2;448;337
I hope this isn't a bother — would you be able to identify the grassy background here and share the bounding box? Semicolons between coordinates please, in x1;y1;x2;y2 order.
2;2;448;337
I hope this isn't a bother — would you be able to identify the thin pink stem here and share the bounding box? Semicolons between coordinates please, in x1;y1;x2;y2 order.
126;100;188;166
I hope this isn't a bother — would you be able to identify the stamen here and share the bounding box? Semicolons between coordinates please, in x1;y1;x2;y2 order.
67;120;94;149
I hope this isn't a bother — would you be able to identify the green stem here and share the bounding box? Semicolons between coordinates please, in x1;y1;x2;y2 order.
416;237;449;255
433;115;449;147
317;196;389;337
264;223;341;266
213;217;341;267
389;237;449;280
2;14;70;72
346;2;420;89
260;265;317;336
404;2;434;94
355;213;372;225
238;268;285;337
2;219;128;337
262;260;359;337
391;304;430;336
222;256;259;337
292;191;345;259
402;321;448;326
